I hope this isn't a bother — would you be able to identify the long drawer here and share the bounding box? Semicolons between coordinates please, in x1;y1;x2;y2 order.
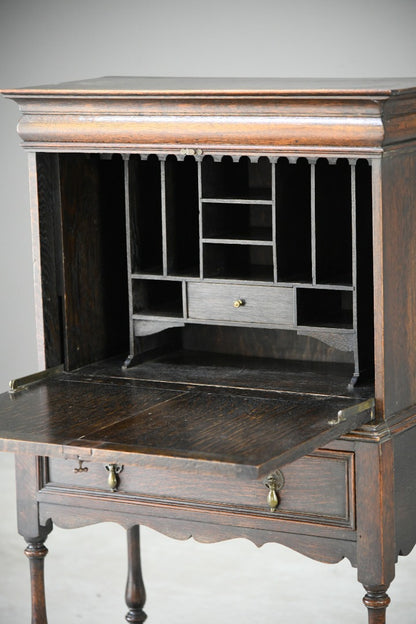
46;449;354;529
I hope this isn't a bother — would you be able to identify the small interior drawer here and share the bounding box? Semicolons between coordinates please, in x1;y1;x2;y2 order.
46;449;354;528
187;282;294;326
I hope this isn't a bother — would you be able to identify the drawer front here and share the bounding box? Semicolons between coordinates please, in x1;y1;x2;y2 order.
187;282;294;326
46;450;354;528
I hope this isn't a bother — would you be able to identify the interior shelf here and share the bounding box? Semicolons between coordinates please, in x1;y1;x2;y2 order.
297;288;354;329
203;244;274;281
276;158;312;283
315;158;353;286
201;156;272;201
202;237;273;246
202;202;273;242
122;152;373;383
132;279;183;318
165;155;200;277
201;198;273;205
128;155;164;275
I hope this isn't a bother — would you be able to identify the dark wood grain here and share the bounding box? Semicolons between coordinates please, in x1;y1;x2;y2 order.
377;150;416;416
315;158;352;285
120;151;367;379
356;439;395;590
38;495;358;560
4;76;416;623
4;79;411;153
4;76;416;95
0;360;372;479
47;449;354;527
275;157;311;282
83;351;372;399
165;155;199;276
187;282;294;325
392;423;416;557
35;153;64;368
355;158;374;381
0;375;182;450
363;587;391;624
25;542;49;624
86;388;362;477
125;526;147;623
5;77;416;158
128;155;163;275
59;154;128;370
182;324;355;364
15;455;53;624
15;454;53;542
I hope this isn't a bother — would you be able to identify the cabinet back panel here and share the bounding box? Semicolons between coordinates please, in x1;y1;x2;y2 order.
315;159;352;285
129;155;163;274
202;156;272;201
203;244;274;281
355;159;374;381
165;155;199;276
182;325;354;364
276;158;312;282
202;202;272;241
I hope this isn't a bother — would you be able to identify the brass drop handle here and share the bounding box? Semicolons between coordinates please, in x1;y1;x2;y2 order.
233;299;245;308
105;463;123;492
264;470;285;513
267;480;279;512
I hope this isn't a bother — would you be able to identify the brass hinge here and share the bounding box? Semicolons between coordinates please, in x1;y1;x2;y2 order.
328;397;375;426
9;365;64;393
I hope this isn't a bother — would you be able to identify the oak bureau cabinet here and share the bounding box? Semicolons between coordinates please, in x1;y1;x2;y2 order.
1;77;416;623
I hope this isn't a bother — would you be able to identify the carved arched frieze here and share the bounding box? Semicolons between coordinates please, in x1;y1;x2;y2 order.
40;502;357;567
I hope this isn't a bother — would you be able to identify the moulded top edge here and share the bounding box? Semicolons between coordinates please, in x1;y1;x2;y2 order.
2;76;416;98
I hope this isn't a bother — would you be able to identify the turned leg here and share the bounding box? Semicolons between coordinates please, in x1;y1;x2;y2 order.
355;441;395;624
16;455;53;624
125;525;147;623
24;541;49;624
363;586;391;624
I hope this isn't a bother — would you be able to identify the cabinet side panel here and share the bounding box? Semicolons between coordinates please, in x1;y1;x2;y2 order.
380;150;416;416
59;154;128;370
393;423;416;557
33;153;64;368
28;152;45;369
355;160;374;380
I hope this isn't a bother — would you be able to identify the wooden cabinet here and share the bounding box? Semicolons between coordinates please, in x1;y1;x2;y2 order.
2;76;416;622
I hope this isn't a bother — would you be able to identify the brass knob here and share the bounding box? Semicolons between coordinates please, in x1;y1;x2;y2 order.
105;464;123;492
233;299;245;308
